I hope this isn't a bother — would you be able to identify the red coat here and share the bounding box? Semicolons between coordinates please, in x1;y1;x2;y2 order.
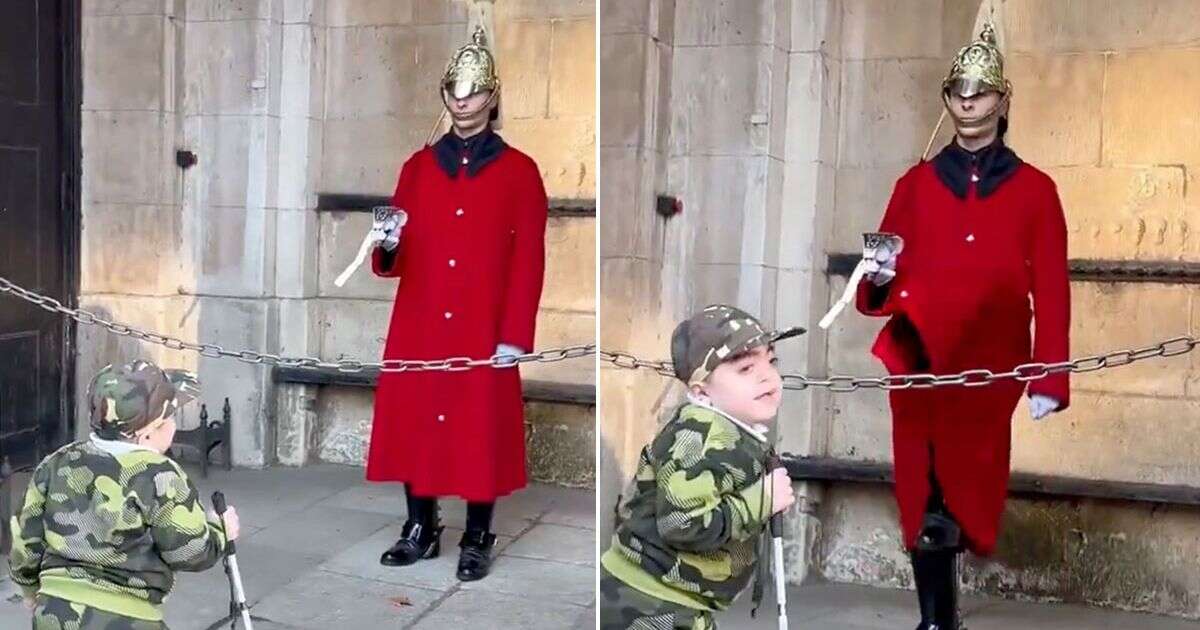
856;151;1070;555
365;137;548;502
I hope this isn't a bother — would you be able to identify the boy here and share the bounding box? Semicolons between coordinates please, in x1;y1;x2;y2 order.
599;304;804;629
8;360;240;629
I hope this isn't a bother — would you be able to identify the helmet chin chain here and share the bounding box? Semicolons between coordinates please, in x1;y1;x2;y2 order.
942;89;1010;139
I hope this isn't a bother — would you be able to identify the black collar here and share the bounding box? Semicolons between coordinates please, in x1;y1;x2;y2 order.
931;138;1021;199
433;127;506;178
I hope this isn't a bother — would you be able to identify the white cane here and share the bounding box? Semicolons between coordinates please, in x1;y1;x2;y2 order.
767;454;789;630
818;232;904;329
211;492;254;630
334;207;408;288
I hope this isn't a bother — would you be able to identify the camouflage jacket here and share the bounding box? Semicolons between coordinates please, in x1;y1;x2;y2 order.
8;436;227;621
601;402;773;611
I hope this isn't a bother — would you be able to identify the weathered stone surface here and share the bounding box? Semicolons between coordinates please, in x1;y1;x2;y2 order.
830;163;909;252
319;115;432;194
497;0;595;21
838;58;945;169
325;0;414;26
840;0;943;60
316;299;391;360
525;402;595;488
502;116;596;200
83;0;167;16
669;45;773;157
599;34;650;149
196;205;275;297
82;111;173;205
83;15;167;111
81;204;185;296
1103;49;1200;167
185;0;282;22
667;154;766;266
673;0;780;47
324;24;457;120
181;19;263;116
521;310;596;385
497;20;552;120
1006;0;1200;54
549;19;597;118
1006;53;1105;168
791;0;839;55
542;216;597;312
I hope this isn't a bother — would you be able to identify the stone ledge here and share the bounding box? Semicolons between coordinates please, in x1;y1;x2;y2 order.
828;254;1200;284
784;455;1200;507
315;193;596;218
271;366;596;406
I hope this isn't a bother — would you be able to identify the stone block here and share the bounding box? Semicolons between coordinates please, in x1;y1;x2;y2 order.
1049;165;1190;261
275;382;320;467
1012;392;1200;485
1103;49;1200;167
598;147;661;259
276;116;321;210
412;1;470;25
840;0;942;60
80;204;185;296
502;116;596;200
1006;0;1200;54
497;0;595;21
83;15;167;111
599;33;650;149
319;115;431;194
792;0;838;55
548;18;597;118
600;0;650;36
525;402;595;488
316;299;392;360
503;523;594;565
325;0;413;26
520;310;596;385
542;216;597;312
1006;53;1104;168
839;58;945;169
324;24;458;120
673;0;779;47
597;256;670;352
181;114;252;208
274;208;320;298
195;206;275;297
667;154;768;266
461;556;595;607
316;211;397;300
82;111;173;205
313;388;373;466
777;161;821;270
185;0;282;22
815;484;909;587
83;0;166;16
182;20;261;116
283;0;325;25
669;45;773;157
496;19;552;120
830;164;909;253
278;23;321;120
785;52;840;166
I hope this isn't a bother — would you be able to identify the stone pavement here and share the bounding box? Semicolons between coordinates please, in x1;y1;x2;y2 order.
719;581;1200;629
1;464;596;629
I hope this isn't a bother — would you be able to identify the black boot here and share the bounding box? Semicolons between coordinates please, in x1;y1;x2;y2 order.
911;549;964;630
456;530;497;581
380;519;443;566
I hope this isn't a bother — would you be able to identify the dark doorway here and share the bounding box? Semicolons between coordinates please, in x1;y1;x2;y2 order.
0;0;80;474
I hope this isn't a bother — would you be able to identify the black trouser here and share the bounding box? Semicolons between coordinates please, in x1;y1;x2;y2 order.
912;466;962;628
405;486;494;533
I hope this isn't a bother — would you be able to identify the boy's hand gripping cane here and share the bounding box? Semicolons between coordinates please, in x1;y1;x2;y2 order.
818;232;904;329
211;492;254;630
334;206;408;287
767;454;789;630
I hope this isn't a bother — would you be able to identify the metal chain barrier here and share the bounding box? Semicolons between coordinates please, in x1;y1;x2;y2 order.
0;276;594;373
602;338;1200;392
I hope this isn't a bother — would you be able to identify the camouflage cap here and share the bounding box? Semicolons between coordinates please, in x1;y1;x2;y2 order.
670;304;805;386
88;360;200;439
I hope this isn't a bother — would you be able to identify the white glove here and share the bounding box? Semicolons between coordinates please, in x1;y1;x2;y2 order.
374;213;404;252
864;249;898;286
1029;394;1060;421
494;343;524;367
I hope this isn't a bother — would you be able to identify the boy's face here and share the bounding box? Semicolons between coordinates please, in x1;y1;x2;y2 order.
692;345;783;424
134;416;177;454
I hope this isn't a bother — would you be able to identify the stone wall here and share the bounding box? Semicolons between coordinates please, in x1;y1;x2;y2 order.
600;0;1200;617
78;0;596;474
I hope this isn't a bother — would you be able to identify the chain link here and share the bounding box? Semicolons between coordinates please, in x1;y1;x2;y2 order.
601;335;1200;392
0;276;595;372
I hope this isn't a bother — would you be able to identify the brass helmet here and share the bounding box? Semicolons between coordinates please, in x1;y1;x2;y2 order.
943;21;1008;98
442;25;500;101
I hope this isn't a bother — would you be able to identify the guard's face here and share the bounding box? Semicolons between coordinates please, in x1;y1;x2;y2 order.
444;89;495;134
946;90;1006;139
693;345;783;424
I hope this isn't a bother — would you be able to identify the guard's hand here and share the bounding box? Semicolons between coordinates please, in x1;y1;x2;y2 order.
371;210;405;252
1029;394;1060;421
864;249;898;286
769;468;795;515
22;597;35;612
209;505;241;541
494;343;524;367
